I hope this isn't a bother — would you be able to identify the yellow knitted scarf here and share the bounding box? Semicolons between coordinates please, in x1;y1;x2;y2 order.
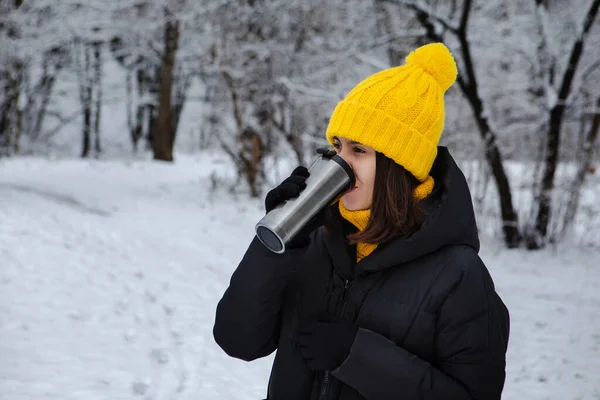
338;175;435;262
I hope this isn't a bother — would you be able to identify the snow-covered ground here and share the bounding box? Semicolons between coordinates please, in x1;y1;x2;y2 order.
1;154;599;400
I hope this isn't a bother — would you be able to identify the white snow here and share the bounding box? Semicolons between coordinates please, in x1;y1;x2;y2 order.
1;154;599;400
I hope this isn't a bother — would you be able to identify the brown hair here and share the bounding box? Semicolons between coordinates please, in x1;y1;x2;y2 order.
347;152;425;245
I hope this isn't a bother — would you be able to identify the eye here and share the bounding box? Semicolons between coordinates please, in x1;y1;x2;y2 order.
333;141;341;150
353;146;366;154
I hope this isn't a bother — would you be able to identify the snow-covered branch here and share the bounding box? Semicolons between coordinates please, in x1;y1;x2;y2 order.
378;0;459;33
277;76;341;101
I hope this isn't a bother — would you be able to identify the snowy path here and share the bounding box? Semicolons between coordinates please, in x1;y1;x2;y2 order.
1;156;599;400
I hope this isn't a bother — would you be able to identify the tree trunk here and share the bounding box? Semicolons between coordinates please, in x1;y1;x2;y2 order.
28;49;61;140
81;102;91;157
145;67;160;151
0;106;10;155
528;0;600;249
93;41;102;157
133;106;144;152
80;44;92;158
240;127;264;198
170;71;190;149
221;70;264;197
153;16;180;162
0;63;23;156
12;69;23;153
126;69;136;151
0;80;14;154
13;100;22;154
0;90;10;154
0;0;24;156
128;69;147;152
455;48;521;248
271;101;305;165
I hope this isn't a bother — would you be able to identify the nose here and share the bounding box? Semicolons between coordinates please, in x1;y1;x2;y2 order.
336;147;353;170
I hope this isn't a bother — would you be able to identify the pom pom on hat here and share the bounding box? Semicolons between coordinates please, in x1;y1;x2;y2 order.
405;42;457;92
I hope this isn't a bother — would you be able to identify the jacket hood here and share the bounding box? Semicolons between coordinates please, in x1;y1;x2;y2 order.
323;147;480;277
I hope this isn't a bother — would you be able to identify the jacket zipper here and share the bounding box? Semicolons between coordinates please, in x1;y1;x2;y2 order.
339;279;353;315
318;372;330;400
319;278;353;400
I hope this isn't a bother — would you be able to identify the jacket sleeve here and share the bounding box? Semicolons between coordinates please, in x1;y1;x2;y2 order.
213;235;304;361
331;251;510;400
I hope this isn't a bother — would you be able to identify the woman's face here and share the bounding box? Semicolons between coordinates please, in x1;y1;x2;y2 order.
332;136;376;211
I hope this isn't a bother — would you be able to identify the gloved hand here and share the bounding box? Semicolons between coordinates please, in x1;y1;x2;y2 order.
296;314;358;371
264;166;325;249
265;166;310;213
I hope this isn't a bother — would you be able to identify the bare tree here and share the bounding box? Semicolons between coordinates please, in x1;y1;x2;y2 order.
218;70;265;197
109;1;197;156
526;0;600;248
110;35;160;153
23;47;66;142
203;0;292;196
377;0;521;247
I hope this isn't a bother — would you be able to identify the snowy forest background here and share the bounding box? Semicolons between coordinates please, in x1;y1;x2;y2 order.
1;0;600;250
2;1;600;399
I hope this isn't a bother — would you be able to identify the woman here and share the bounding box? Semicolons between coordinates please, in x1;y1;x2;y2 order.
213;42;510;400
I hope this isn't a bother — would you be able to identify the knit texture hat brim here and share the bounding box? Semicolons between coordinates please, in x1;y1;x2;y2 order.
326;100;439;182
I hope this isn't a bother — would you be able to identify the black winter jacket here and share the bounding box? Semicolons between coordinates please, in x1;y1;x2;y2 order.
213;147;510;400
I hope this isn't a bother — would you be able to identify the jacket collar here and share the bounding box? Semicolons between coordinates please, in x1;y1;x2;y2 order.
322;147;480;277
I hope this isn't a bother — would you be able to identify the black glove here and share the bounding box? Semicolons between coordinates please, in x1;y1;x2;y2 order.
264;166;325;249
265;166;310;213
297;315;358;371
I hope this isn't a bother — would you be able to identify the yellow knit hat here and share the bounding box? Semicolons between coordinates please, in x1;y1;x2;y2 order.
326;42;458;182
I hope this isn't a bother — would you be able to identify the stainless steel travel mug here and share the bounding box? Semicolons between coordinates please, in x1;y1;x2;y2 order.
255;148;355;253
